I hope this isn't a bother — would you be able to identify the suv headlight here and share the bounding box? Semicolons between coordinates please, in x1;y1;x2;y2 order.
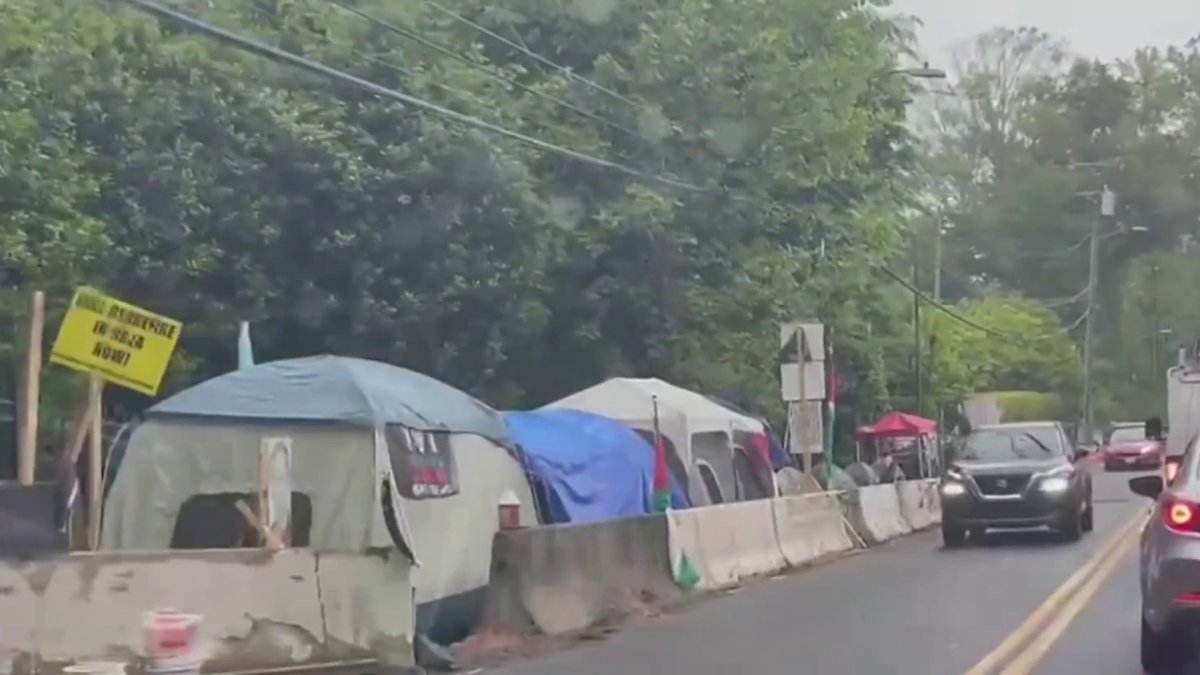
1039;474;1071;494
941;481;967;496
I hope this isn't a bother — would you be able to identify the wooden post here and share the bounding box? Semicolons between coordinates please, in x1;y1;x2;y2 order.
17;290;45;485
257;440;272;548
87;373;104;550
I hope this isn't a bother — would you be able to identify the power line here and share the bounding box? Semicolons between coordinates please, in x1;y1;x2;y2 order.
118;0;996;343
1038;286;1090;308
114;0;707;192
324;0;645;143
874;264;1013;338
1065;307;1089;332
419;0;644;112
356;50;588;139
242;2;592;144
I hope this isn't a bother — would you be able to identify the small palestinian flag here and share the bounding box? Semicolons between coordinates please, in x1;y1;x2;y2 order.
652;395;671;512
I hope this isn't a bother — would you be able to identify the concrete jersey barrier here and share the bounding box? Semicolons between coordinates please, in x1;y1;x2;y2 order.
920;479;942;525
771;493;855;566
667;499;784;591
849;484;913;545
481;514;680;636
0;548;414;674
896;480;936;531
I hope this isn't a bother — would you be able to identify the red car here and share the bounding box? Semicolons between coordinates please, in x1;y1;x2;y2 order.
1103;424;1164;471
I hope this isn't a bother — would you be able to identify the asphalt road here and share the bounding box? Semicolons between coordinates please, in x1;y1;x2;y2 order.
488;467;1153;675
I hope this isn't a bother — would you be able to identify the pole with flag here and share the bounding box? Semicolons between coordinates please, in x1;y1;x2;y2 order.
654;395;700;589
237;321;255;370
651;395;671;512
824;325;836;479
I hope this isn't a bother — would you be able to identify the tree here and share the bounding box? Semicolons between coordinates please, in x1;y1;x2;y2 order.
924;296;1082;414
0;1;107;369
1;0;924;422
917;27;1200;417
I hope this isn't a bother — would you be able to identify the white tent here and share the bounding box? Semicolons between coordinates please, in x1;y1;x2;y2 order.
103;356;537;646
544;378;769;505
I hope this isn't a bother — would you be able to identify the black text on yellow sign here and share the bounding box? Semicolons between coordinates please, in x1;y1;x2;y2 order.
50;287;183;396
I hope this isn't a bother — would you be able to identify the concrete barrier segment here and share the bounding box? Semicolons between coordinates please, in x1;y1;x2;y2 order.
771;493;855;567
667;499;784;591
0;548;415;674
480;514;681;636
896;480;935;531
848;484;913;545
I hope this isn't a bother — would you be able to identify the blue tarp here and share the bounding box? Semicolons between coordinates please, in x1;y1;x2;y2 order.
504;409;690;524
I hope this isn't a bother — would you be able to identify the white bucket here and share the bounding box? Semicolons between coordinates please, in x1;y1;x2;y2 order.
143;610;204;673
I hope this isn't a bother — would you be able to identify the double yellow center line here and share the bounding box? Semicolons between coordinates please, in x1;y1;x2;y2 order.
963;508;1151;675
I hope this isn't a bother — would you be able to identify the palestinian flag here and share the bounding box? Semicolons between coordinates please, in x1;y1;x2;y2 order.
652;396;671;512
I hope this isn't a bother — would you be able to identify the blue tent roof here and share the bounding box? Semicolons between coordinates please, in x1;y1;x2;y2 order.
504;409;690;524
149;355;510;444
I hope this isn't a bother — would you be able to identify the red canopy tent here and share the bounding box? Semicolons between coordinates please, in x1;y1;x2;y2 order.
856;412;939;478
856;411;936;440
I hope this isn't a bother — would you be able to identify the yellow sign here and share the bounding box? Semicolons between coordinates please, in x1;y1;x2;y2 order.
50;287;183;396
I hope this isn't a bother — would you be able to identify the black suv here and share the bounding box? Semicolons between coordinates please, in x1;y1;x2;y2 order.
939;421;1094;546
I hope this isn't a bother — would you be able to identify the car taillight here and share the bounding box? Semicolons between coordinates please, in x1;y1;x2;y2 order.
1164;497;1200;534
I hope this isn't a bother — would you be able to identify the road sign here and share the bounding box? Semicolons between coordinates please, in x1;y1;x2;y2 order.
780;362;826;401
50;287;183;396
780;322;825;360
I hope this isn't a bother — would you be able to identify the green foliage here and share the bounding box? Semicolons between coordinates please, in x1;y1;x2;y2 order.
993;391;1066;423
925;296;1081;410
1108;252;1200;419
1;0;922;419
918;27;1200;418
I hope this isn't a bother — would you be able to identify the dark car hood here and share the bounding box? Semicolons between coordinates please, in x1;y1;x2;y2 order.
950;458;1070;476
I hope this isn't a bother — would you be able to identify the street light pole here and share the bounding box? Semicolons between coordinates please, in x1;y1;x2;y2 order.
1080;186;1116;444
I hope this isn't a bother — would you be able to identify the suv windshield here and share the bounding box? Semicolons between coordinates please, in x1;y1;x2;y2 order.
1108;426;1145;444
960;428;1063;461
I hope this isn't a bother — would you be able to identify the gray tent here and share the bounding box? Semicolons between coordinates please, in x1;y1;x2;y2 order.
103;355;537;644
150;354;510;441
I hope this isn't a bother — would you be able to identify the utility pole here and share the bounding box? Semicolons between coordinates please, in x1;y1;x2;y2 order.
933;222;944;301
1080;186;1116;444
17;290;45;485
1149;264;1161;381
796;326;810;478
914;265;923;417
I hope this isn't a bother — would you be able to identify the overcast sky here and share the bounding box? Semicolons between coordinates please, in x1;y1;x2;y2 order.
890;0;1199;64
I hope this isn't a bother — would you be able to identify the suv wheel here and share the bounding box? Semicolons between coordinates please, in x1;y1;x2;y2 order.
1081;499;1094;533
941;523;967;548
1058;509;1083;542
1142;615;1185;673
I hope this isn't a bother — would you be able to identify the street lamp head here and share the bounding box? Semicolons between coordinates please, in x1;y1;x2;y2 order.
888;62;948;81
1129;225;1150;233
